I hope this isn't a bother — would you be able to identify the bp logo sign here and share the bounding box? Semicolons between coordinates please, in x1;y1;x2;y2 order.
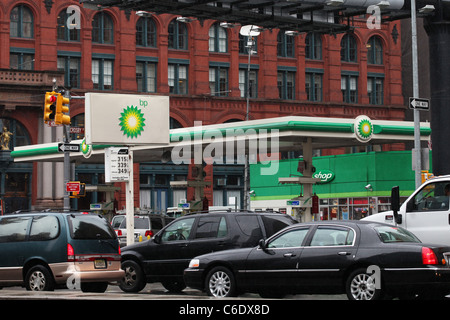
85;93;169;146
119;105;146;138
354;115;373;143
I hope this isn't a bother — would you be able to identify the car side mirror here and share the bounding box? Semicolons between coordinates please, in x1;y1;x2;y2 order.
258;239;267;250
153;233;162;244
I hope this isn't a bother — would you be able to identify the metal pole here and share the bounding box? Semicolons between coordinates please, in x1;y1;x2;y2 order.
243;36;253;210
63;90;71;211
411;0;422;188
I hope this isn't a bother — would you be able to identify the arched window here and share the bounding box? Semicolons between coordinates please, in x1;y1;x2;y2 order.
277;31;294;58
168;20;187;50
209;23;227;53
57;8;80;41
92;12;114;44
136;17;156;47
341;34;357;62
367;36;383;65
305;32;322;60
10;5;33;38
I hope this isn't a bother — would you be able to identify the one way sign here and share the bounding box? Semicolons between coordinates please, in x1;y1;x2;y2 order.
409;97;430;111
58;143;80;152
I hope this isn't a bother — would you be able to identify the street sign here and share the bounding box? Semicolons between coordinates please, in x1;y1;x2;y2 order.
409;97;430;110
58;143;80;152
66;181;80;193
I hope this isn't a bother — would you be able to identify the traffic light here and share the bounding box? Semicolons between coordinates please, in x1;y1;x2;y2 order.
56;95;71;125
43;91;59;124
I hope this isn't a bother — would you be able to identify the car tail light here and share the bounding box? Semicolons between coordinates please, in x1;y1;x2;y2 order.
67;244;75;262
116;230;122;236
145;230;153;238
422;247;438;265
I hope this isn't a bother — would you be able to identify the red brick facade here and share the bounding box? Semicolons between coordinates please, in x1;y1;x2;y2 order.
0;0;405;210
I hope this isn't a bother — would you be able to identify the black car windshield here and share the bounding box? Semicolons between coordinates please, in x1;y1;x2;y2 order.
375;226;421;243
67;214;116;240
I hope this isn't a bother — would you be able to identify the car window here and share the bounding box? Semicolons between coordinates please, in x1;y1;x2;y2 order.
408;182;450;211
0;216;31;243
111;215;125;228
236;215;263;239
119;216;150;229
67;215;116;240
375;226;421;243
310;227;355;246
161;217;195;242
267;228;309;248
194;216;227;239
261;215;296;236
150;217;162;230
29;215;59;241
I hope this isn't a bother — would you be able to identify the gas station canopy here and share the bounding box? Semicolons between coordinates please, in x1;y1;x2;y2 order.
12;116;431;164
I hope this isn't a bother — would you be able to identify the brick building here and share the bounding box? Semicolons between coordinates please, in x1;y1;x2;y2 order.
0;0;405;213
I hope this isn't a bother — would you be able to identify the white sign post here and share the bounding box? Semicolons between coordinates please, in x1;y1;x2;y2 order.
85;93;170;246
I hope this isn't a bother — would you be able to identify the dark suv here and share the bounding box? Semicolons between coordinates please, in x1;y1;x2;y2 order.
0;211;124;292
119;211;297;293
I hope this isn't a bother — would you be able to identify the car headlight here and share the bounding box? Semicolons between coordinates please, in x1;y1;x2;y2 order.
189;258;200;268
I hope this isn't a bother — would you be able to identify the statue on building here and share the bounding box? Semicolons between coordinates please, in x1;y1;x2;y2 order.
0;127;13;151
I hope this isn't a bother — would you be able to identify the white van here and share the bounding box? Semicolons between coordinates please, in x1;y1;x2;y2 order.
363;175;450;246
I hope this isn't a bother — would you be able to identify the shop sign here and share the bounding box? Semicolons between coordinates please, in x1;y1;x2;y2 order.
313;170;335;184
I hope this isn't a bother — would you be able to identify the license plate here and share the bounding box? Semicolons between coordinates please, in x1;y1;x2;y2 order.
94;259;106;269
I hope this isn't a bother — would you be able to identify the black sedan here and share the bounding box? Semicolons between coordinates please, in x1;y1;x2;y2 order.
184;220;450;300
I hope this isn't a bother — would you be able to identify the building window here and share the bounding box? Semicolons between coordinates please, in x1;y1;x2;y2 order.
168;64;188;94
209;66;229;96
57;56;80;88
209;23;227;53
305;71;323;102
57;9;80;41
277;31;294;58
92;12;114;44
10;52;34;70
239;69;257;98
136;61;157;92
341;74;358;103
341;34;357;62
367;36;383;65
92;59;113;90
136;17;156;47
10;5;33;38
277;70;295;100
367;75;384;105
168;20;188;50
305;33;322;60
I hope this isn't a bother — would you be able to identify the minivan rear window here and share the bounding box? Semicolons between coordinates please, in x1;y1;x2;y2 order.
67;215;116;240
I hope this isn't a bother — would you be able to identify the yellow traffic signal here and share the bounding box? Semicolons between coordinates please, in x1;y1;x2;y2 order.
56;95;71;125
43;92;59;124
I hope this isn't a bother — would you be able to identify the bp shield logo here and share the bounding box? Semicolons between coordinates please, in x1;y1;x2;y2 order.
354;115;373;143
119;105;146;138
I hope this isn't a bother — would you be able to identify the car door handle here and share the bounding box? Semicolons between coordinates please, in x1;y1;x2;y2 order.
338;252;351;256
283;253;296;258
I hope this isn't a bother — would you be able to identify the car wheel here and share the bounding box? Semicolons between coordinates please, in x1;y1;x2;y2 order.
205;266;236;298
119;260;146;293
81;282;108;293
25;265;55;291
346;268;382;300
161;280;186;293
